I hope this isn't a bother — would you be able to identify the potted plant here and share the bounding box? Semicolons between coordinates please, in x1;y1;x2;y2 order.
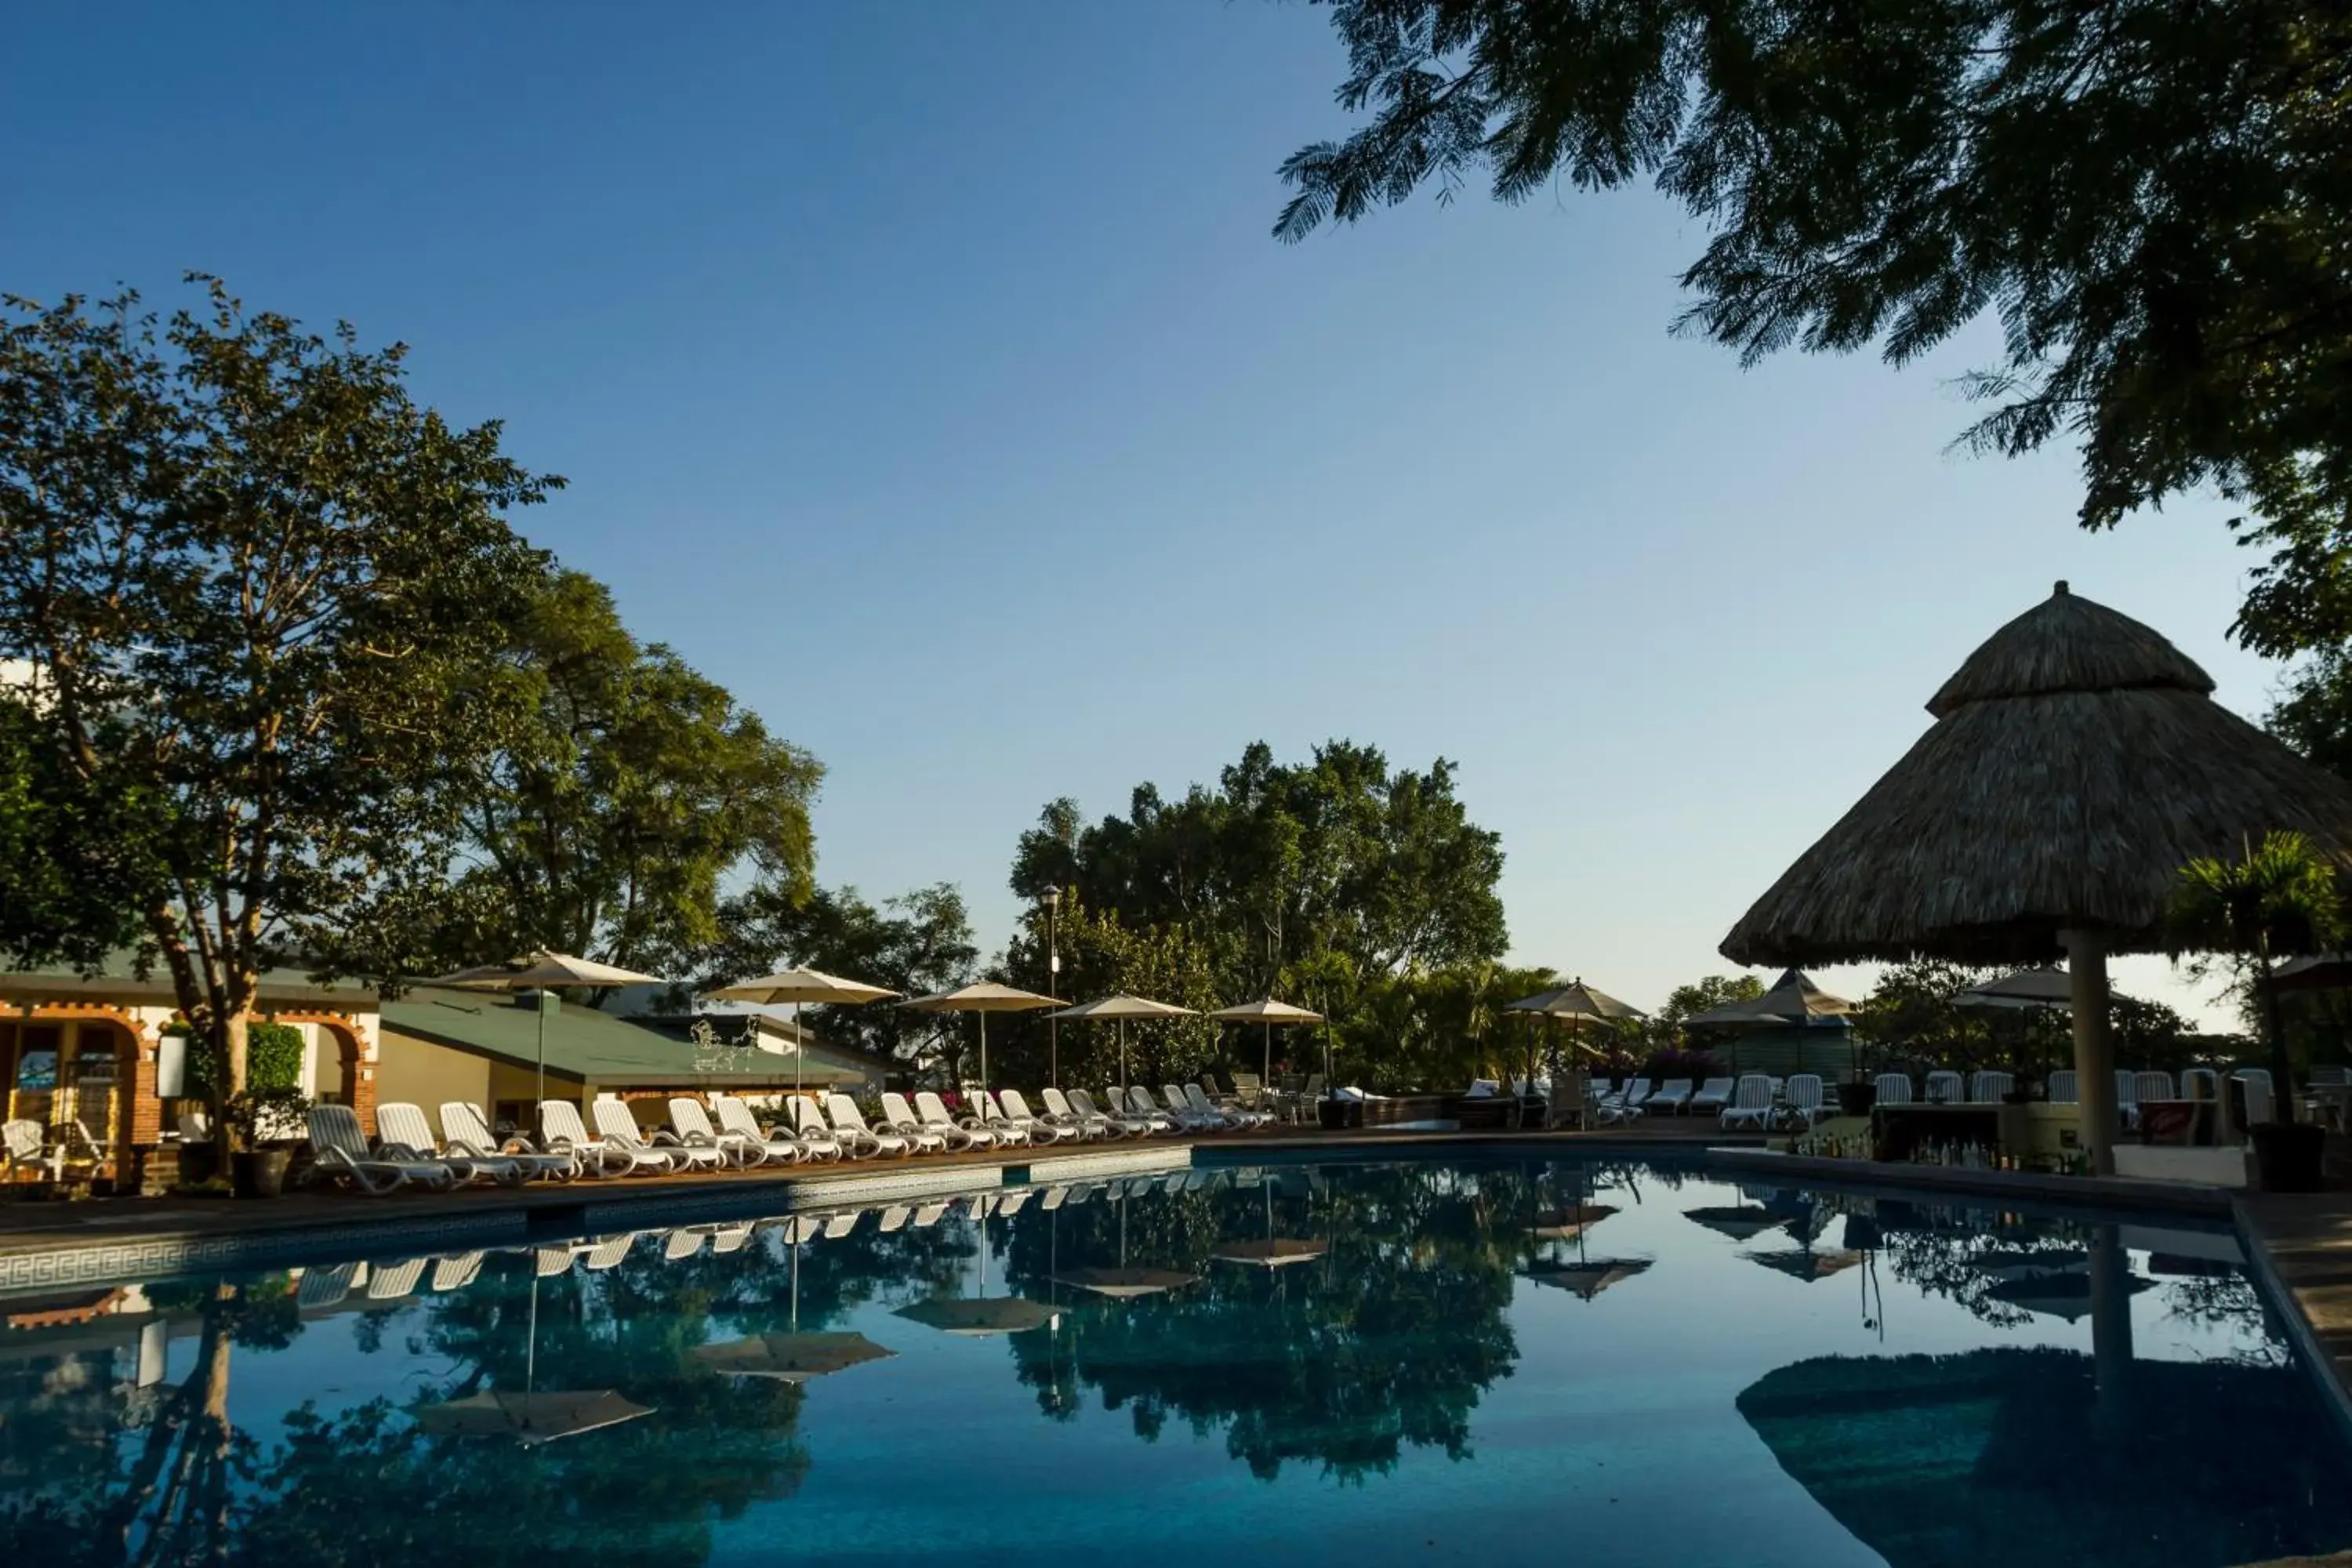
2168;832;2340;1193
220;1086;311;1199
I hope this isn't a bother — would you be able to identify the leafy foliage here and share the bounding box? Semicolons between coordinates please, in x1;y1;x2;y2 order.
2169;829;2344;1109
1276;0;2352;647
433;568;822;977
698;880;979;1069
0;278;556;1094
0;687;158;970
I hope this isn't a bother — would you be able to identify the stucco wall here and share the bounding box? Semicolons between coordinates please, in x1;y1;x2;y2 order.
374;1029;492;1132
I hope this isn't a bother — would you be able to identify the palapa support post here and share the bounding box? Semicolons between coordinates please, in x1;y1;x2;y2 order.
2063;927;2118;1175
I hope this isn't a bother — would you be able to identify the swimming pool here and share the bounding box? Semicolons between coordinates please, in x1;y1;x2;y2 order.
2;1158;2345;1566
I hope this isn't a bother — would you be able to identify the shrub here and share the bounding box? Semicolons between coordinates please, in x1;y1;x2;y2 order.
1639;1047;1724;1083
176;1018;307;1094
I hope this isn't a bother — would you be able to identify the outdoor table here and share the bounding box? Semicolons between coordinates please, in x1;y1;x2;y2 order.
2299;1084;2352;1131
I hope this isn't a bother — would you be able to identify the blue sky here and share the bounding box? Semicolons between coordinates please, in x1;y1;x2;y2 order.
2;4;2269;1025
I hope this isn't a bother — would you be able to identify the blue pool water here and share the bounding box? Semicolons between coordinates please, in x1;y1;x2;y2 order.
2;1158;2347;1566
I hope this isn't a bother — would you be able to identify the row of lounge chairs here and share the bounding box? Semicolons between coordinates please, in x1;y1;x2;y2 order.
305;1080;1276;1196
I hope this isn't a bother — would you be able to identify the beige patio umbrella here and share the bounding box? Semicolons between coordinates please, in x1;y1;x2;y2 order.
898;982;1062;1094
413;1388;652;1446
699;967;900;1095
1683;1206;1780;1241
1207;999;1324;1094
1507;980;1645;1124
1523;1258;1653;1300
432;950;665;1112
1045;993;1195;1094
1682;968;1856;1073
1722;581;2352;1174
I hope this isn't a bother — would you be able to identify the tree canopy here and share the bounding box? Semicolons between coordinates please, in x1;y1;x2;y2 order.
1275;0;2352;652
0;279;556;1094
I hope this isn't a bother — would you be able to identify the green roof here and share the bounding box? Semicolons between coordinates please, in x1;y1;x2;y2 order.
382;986;863;1089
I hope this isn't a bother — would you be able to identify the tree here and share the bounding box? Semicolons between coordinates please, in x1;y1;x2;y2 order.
437;568;822;978
1632;973;1766;1054
0;280;554;1112
698;880;978;1070
993;892;1226;1088
2167;830;2344;1121
1274;1;2352;648
0;686;159;970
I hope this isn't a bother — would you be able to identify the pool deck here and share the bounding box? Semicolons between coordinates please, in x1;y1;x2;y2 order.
2238;1193;2352;1446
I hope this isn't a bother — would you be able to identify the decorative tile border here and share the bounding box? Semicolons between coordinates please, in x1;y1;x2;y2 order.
0;1210;532;1298
1026;1146;1195;1182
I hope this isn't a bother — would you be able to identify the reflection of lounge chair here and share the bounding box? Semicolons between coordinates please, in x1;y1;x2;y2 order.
307;1105;457;1195
296;1261;359;1308
910;1200;950;1228
662;1229;706;1261
541;1101;670;1176
877;1205;912;1232
431;1253;485;1292
367;1257;428;1301
583;1234;639;1270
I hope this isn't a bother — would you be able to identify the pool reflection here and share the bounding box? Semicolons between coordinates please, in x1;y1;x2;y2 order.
0;1160;2345;1567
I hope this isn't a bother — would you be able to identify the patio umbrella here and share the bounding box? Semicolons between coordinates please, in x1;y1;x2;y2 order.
1507;980;1644;1127
899;982;1063;1095
1523;1258;1651;1300
1207;999;1324;1095
1533;1202;1618;1240
894;1182;1058;1336
1045;993;1194;1094
431;951;665;1115
1211;1179;1326;1268
698;967;900;1096
1054;1174;1198;1298
1986;1270;2148;1322
1721;580;2352;1174
1956;964;2079;1011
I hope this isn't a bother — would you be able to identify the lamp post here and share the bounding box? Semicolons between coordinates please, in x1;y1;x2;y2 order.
1044;887;1062;1088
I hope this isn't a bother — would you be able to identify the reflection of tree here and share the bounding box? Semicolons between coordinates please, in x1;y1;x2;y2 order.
1873;1207;2091;1328
1000;1165;1545;1482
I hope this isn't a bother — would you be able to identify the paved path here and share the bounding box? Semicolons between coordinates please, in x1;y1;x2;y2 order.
2238;1193;2352;1441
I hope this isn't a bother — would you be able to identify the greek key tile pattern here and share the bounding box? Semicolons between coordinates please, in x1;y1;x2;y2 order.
0;1210;533;1298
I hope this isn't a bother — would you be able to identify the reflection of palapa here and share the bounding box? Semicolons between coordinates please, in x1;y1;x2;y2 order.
414;1389;653;1446
1743;1249;1863;1283
689;1330;895;1381
1210;1238;1329;1269
1683;1206;1780;1240
1523;1258;1652;1300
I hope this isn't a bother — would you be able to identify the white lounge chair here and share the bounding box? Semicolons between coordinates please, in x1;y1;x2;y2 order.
2235;1069;2276;1124
916;1091;996;1149
2047;1069;2079;1105
1199;1080;1272;1127
441;1102;580;1181
376;1102;524;1187
2134;1070;2176;1106
829;1094;911;1157
1598;1077;1651;1125
1924;1070;1963;1105
998;1090;1079;1142
1114;1087;1181;1134
1874;1073;1914;1105
1145;1085;1218;1131
779;1095;849;1160
1646;1079;1693;1116
1721;1073;1775;1131
710;1094;814;1163
1970;1071;2014;1103
541;1100;668;1175
971;1091;1035;1146
594;1098;722;1172
307;1105;458;1195
1176;1083;1243;1130
875;1091;950;1152
1688;1077;1736;1116
882;1091;965;1151
1063;1087;1146;1138
1785;1073;1828;1127
2181;1067;2218;1102
2114;1069;2140;1128
667;1097;757;1167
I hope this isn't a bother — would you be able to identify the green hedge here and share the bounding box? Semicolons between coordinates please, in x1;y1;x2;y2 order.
173;1019;305;1094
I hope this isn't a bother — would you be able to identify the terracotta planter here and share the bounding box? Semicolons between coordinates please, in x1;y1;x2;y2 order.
230;1149;290;1200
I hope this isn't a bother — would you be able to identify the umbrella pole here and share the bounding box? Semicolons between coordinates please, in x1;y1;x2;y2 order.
1263;1022;1272;1097
535;994;548;1129
794;999;803;1098
2063;929;2118;1175
979;1011;987;1097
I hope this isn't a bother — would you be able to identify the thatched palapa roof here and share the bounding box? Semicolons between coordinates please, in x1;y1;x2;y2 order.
1722;583;2352;966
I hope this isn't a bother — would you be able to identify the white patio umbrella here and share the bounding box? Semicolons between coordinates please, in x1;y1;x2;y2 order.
1045;994;1195;1094
430;951;664;1113
899;982;1062;1094
698;967;901;1095
1207;999;1324;1094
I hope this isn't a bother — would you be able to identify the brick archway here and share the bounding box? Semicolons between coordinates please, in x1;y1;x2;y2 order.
271;1011;376;1133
